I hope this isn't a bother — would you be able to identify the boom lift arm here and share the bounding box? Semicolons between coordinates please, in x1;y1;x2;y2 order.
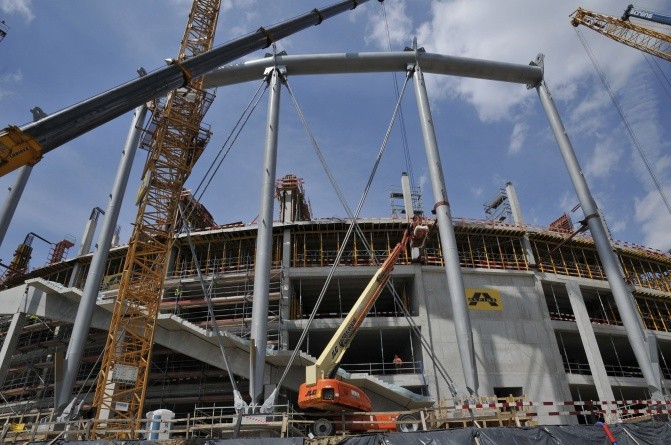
298;223;418;412
570;5;671;62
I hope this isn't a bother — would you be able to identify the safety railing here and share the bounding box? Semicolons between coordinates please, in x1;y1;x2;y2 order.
339;360;423;376
2;397;669;442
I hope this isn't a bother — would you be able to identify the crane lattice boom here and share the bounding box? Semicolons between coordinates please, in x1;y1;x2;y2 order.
91;0;220;438
570;7;671;62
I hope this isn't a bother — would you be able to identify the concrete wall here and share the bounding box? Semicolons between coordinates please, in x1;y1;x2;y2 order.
416;267;572;409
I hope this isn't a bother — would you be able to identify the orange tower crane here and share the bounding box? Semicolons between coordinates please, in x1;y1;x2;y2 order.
92;0;220;437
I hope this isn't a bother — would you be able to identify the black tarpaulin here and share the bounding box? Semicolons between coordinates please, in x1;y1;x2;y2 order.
319;422;671;445
612;421;671;444
336;429;475;445
478;427;557;445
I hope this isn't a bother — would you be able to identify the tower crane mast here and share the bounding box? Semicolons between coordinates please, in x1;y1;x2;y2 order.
570;5;671;62
91;0;220;437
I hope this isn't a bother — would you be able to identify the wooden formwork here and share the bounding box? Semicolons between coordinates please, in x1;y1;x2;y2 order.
426;395;536;429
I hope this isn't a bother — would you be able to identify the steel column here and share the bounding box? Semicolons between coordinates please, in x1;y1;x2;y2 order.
68;207;105;288
0;166;32;248
535;76;663;398
55;104;148;412
250;67;283;405
411;62;479;396
505;182;536;266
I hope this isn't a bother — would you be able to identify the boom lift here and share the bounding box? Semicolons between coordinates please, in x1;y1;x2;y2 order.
570;4;671;61
298;218;429;435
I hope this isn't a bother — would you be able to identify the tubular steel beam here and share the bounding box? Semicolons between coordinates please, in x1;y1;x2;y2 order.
56;104;148;414
411;61;479;396
250;67;283;406
204;51;544;88
534;69;663;399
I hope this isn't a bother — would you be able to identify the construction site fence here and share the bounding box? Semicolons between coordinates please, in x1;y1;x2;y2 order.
1;399;670;442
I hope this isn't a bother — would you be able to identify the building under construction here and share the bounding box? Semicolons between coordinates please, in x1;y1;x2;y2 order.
0;0;670;442
0;172;670;434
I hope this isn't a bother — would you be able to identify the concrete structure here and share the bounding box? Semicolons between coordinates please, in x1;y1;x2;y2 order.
0;180;670;425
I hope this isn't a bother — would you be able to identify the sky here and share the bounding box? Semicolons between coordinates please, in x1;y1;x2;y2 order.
0;0;669;270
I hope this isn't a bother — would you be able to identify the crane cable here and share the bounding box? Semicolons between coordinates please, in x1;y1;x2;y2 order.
575;28;671;220
176;204;242;396
187;79;269;220
642;53;671;101
271;72;411;390
274;73;458;395
380;1;416;193
168;80;270;399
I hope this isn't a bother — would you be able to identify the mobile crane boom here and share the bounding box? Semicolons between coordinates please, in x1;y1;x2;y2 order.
0;0;376;177
622;4;671;27
570;5;671;62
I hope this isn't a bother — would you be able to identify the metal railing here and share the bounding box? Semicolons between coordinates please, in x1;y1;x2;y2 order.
340;360;423;376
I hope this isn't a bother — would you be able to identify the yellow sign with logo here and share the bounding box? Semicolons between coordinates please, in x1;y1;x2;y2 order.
466;288;502;311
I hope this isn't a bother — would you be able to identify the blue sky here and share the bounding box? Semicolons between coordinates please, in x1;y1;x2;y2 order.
0;0;669;270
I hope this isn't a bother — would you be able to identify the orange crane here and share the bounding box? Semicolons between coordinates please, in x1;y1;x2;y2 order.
91;0;220;438
570;4;671;62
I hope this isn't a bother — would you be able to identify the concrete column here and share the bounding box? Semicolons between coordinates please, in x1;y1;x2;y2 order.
411;62;478;396
565;282;618;422
0;313;25;387
250;67;283;405
56;104;148;412
534;68;663;399
280;228;292;351
505;182;536;266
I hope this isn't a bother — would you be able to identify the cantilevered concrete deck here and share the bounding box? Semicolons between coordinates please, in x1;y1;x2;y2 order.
0;278;434;411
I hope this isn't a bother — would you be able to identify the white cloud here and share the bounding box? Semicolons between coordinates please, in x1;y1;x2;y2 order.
586;138;622;179
413;0;651;122
558;190;578;214
365;1;412;49
0;69;22;83
608;217;627;235
508;122;528;154
1;0;34;22
635;189;671;251
0;69;22;102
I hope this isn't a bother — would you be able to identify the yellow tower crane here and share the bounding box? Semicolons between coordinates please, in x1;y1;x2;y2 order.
92;0;220;438
570;4;671;62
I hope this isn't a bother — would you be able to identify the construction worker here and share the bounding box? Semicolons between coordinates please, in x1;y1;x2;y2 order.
393;354;403;373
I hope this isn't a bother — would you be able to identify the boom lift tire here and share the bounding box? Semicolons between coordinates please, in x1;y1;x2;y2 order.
396;413;421;432
312;418;335;437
